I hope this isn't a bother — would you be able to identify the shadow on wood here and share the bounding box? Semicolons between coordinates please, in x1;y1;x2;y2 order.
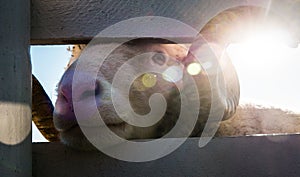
33;135;300;177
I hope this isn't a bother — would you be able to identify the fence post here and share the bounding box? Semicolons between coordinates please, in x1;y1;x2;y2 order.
0;0;32;176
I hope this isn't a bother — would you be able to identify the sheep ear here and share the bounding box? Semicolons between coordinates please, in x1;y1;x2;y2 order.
32;75;60;142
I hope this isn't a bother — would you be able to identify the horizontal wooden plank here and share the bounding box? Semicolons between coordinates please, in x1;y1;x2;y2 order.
33;135;300;177
30;0;282;44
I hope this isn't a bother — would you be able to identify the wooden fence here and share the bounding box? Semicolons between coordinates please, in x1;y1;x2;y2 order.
1;0;300;176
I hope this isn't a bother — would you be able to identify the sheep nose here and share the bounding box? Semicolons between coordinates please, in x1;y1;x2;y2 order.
54;69;100;121
60;69;100;100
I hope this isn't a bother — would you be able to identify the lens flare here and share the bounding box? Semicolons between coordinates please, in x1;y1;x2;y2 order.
162;66;183;82
142;73;157;88
227;28;294;74
187;62;202;75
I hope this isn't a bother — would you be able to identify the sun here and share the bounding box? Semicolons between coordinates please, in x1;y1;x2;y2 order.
226;28;294;72
226;28;300;112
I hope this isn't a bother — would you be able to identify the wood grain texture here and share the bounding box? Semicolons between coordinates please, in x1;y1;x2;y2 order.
33;136;300;177
31;0;279;44
0;0;32;176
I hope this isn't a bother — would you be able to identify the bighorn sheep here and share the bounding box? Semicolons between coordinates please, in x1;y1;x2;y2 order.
32;6;300;151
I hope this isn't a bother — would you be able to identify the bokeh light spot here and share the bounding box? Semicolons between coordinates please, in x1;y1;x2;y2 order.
187;62;202;75
162;66;183;82
142;73;157;88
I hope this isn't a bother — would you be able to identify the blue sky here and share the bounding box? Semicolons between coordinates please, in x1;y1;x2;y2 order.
31;43;300;142
31;45;71;142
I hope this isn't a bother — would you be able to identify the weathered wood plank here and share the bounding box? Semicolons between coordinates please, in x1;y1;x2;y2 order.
0;0;32;176
31;0;279;44
33;135;300;177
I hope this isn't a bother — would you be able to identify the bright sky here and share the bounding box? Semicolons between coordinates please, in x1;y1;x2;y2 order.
227;28;300;113
30;39;300;142
31;45;71;142
228;43;300;113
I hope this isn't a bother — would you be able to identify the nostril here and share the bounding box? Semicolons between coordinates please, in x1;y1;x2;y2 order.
79;81;101;100
95;80;101;96
80;90;96;100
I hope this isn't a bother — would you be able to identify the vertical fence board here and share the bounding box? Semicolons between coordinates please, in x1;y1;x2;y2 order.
0;0;32;176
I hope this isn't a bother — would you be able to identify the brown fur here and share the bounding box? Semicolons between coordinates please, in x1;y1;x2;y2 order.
218;105;300;136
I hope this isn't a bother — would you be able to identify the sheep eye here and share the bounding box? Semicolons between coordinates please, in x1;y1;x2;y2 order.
152;53;166;65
